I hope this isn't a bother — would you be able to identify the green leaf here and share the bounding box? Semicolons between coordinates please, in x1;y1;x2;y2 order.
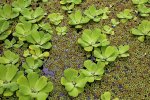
117;9;133;20
0;4;19;20
48;13;64;25
105;46;115;58
40;82;53;93
34;76;48;91
36;92;48;100
27;72;39;88
0;64;7;80
19;85;31;95
69;10;90;28
65;83;74;91
17;76;29;87
101;92;111;100
64;68;78;81
131;28;143;35
118;45;129;54
132;0;148;4
3;90;13;96
12;0;31;12
0;20;9;33
68;88;79;97
138;36;145;42
5;65;18;81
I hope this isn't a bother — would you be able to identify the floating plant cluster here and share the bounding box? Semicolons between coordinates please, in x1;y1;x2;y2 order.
0;0;149;99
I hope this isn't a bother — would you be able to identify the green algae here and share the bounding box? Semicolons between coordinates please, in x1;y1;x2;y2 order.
0;0;150;100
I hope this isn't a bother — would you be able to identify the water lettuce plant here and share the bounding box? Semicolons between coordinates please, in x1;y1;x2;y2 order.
23;47;49;60
61;3;75;13
48;13;64;25
4;38;24;49
132;0;149;4
26;31;52;49
101;91;111;100
13;22;38;41
69;10;90;28
94;46;118;65
84;5;110;22
60;0;82;12
61;68;87;97
0;64;23;96
17;72;53;100
111;19;120;27
60;0;82;4
38;22;53;34
100;91;119;100
20;7;46;23
12;0;31;12
78;28;110;51
4;38;16;49
117;45;130;58
102;25;114;35
131;20;150;42
56;26;67;35
0;20;11;40
80;60;105;82
22;57;43;73
0;50;19;65
0;4;19;21
117;9;133;23
137;4;150;17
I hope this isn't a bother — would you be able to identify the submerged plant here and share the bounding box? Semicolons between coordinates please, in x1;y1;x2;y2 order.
78;28;110;51
56;26;67;35
0;50;19;65
61;68;87;97
12;0;31;12
0;20;11;40
102;25;114;35
0;4;19;21
94;46;118;65
80;60;105;82
48;13;64;25
137;4;150;17
17;72;53;100
13;22;38;41
20;7;46;23
117;9;133;23
0;64;23;96
84;5;110;22
22;57;43;73
26;31;52;49
131;20;150;42
69;10;90;28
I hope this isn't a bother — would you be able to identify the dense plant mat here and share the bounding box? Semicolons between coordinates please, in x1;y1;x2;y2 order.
0;0;150;100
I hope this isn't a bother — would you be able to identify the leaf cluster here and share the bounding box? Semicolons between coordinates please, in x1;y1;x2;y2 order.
60;0;82;12
117;9;133;23
84;5;110;22
131;20;150;42
78;28;110;51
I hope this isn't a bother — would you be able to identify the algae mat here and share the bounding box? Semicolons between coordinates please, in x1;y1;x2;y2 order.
0;0;150;100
